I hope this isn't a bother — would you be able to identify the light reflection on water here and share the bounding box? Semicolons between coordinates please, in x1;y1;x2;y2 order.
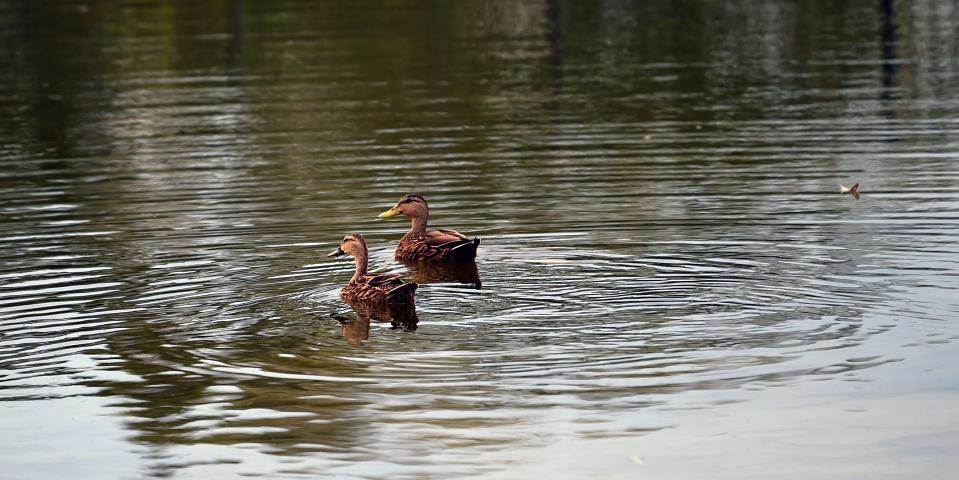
2;0;959;478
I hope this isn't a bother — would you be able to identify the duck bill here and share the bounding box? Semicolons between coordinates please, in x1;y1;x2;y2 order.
377;206;402;219
327;247;346;258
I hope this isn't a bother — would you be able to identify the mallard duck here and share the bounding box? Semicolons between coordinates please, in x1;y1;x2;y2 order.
377;194;480;263
327;233;417;304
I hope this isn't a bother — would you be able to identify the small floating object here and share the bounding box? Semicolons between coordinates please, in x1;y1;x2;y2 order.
840;181;861;200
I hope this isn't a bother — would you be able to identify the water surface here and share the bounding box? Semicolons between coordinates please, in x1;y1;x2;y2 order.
2;1;959;479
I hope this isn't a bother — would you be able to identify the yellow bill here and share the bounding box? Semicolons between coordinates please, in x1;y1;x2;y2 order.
378;206;401;219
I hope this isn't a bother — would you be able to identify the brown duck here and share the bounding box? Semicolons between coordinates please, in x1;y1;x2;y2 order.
327;233;417;304
377;194;480;263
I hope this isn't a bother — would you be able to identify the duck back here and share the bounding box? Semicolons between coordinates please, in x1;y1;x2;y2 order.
397;234;480;263
341;274;417;304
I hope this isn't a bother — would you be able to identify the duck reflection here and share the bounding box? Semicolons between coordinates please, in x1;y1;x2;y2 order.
334;301;419;344
402;260;482;289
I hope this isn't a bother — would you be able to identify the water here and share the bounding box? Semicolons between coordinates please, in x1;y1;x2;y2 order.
2;1;959;478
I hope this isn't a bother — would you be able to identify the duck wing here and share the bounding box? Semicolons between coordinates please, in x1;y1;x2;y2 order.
386;281;418;303
425;228;473;248
362;272;405;286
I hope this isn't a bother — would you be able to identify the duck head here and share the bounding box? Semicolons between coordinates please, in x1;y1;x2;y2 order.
329;233;370;281
378;193;428;220
327;233;369;259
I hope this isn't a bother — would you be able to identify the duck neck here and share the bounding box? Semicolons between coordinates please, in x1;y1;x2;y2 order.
409;212;428;235
351;251;368;282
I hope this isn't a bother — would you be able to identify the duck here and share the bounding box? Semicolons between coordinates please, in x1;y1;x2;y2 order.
377;193;480;263
327;233;417;304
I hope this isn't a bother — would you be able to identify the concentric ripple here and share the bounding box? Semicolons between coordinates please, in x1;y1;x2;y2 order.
2;1;959;479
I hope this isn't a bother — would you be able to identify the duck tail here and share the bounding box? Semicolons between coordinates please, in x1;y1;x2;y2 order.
387;282;417;303
445;237;480;261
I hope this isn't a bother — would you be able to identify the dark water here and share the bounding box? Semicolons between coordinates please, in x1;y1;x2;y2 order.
2;1;959;478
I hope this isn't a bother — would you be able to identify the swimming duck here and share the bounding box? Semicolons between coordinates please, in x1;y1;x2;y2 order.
377;194;480;263
327;233;417;304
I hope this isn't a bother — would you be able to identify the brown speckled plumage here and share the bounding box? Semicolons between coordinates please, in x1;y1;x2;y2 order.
340;274;417;304
396;231;480;263
378;194;480;263
328;233;417;305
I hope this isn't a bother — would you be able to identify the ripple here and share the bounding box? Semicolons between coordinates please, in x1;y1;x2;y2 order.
2;0;959;478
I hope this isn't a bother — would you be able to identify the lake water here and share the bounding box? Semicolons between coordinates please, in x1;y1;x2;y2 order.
2;1;959;479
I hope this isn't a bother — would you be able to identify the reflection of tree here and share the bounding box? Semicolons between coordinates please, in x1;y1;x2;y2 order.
879;0;898;117
0;2;115;158
79;292;382;476
4;0;958;203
